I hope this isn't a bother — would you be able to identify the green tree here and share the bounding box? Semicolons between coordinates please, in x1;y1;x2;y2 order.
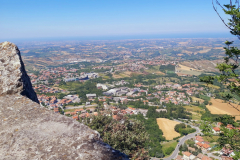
83;114;149;159
200;1;240;159
165;147;174;155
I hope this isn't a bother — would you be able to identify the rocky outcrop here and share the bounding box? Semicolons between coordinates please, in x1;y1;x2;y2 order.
0;42;39;103
0;42;129;160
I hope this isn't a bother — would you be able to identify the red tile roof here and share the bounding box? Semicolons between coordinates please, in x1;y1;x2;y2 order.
213;127;220;132
202;143;211;149
183;151;191;157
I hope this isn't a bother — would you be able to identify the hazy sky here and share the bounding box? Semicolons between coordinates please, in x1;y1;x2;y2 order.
0;0;234;40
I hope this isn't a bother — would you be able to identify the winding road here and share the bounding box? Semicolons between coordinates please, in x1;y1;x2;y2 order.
151;119;202;160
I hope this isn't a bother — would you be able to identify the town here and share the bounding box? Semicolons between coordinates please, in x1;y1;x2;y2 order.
26;53;240;160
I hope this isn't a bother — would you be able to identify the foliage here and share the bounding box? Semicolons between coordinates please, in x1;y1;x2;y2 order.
130;113;165;158
58;107;64;115
174;123;186;132
147;105;191;120
174;123;196;135
201;1;240;159
218;126;240;151
201;1;240;102
159;64;175;73
165;147;175;155
83;114;149;159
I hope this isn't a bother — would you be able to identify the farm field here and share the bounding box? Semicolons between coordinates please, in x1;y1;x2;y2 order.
156;118;180;140
206;99;240;120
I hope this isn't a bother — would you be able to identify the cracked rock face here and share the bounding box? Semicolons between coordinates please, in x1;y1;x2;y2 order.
0;42;39;103
0;42;129;160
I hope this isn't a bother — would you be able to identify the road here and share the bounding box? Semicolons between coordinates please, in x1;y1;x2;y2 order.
206;151;220;160
162;120;201;160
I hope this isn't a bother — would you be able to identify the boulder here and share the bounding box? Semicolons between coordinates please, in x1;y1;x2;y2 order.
0;42;129;160
0;42;39;103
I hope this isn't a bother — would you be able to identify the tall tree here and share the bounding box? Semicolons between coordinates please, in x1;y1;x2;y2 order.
200;1;240;159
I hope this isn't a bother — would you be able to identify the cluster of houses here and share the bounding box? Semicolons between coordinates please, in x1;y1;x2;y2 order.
155;83;203;96
38;94;80;110
34;84;67;93
96;80;129;91
63;72;98;82
95;81;208;106
111;62;147;72
30;67;78;84
64;103;165;121
176;134;237;160
29;66;99;85
194;135;211;152
212;122;240;135
178;152;213;160
153;83;204;105
112;59;177;67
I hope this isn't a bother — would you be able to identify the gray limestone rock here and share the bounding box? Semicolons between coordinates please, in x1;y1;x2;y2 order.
0;42;129;160
0;42;39;103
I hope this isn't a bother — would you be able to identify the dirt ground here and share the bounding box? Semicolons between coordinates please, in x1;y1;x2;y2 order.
156;118;180;140
206;99;240;120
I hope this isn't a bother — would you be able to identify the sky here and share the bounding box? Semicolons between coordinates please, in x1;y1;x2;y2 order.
0;0;236;41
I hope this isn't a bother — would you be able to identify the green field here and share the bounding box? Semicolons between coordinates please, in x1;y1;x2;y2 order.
166;70;175;74
183;105;204;112
191;113;202;120
203;136;219;143
183;105;204;120
64;108;77;112
59;81;82;90
162;140;178;156
199;95;211;101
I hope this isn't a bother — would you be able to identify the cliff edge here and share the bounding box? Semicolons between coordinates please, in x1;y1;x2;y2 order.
0;42;129;160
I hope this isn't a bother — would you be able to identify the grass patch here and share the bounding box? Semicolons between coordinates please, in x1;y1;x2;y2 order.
191;112;202;120
203;84;220;89
183;105;204;112
162;140;178;155
64;108;77;112
183;106;204;120
59;81;82;90
209;143;215;147
199;95;211;101
203;136;219;143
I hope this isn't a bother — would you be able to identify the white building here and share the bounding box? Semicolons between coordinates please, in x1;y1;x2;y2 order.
96;83;108;90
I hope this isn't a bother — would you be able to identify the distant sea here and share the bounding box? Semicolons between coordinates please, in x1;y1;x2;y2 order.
1;32;237;43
